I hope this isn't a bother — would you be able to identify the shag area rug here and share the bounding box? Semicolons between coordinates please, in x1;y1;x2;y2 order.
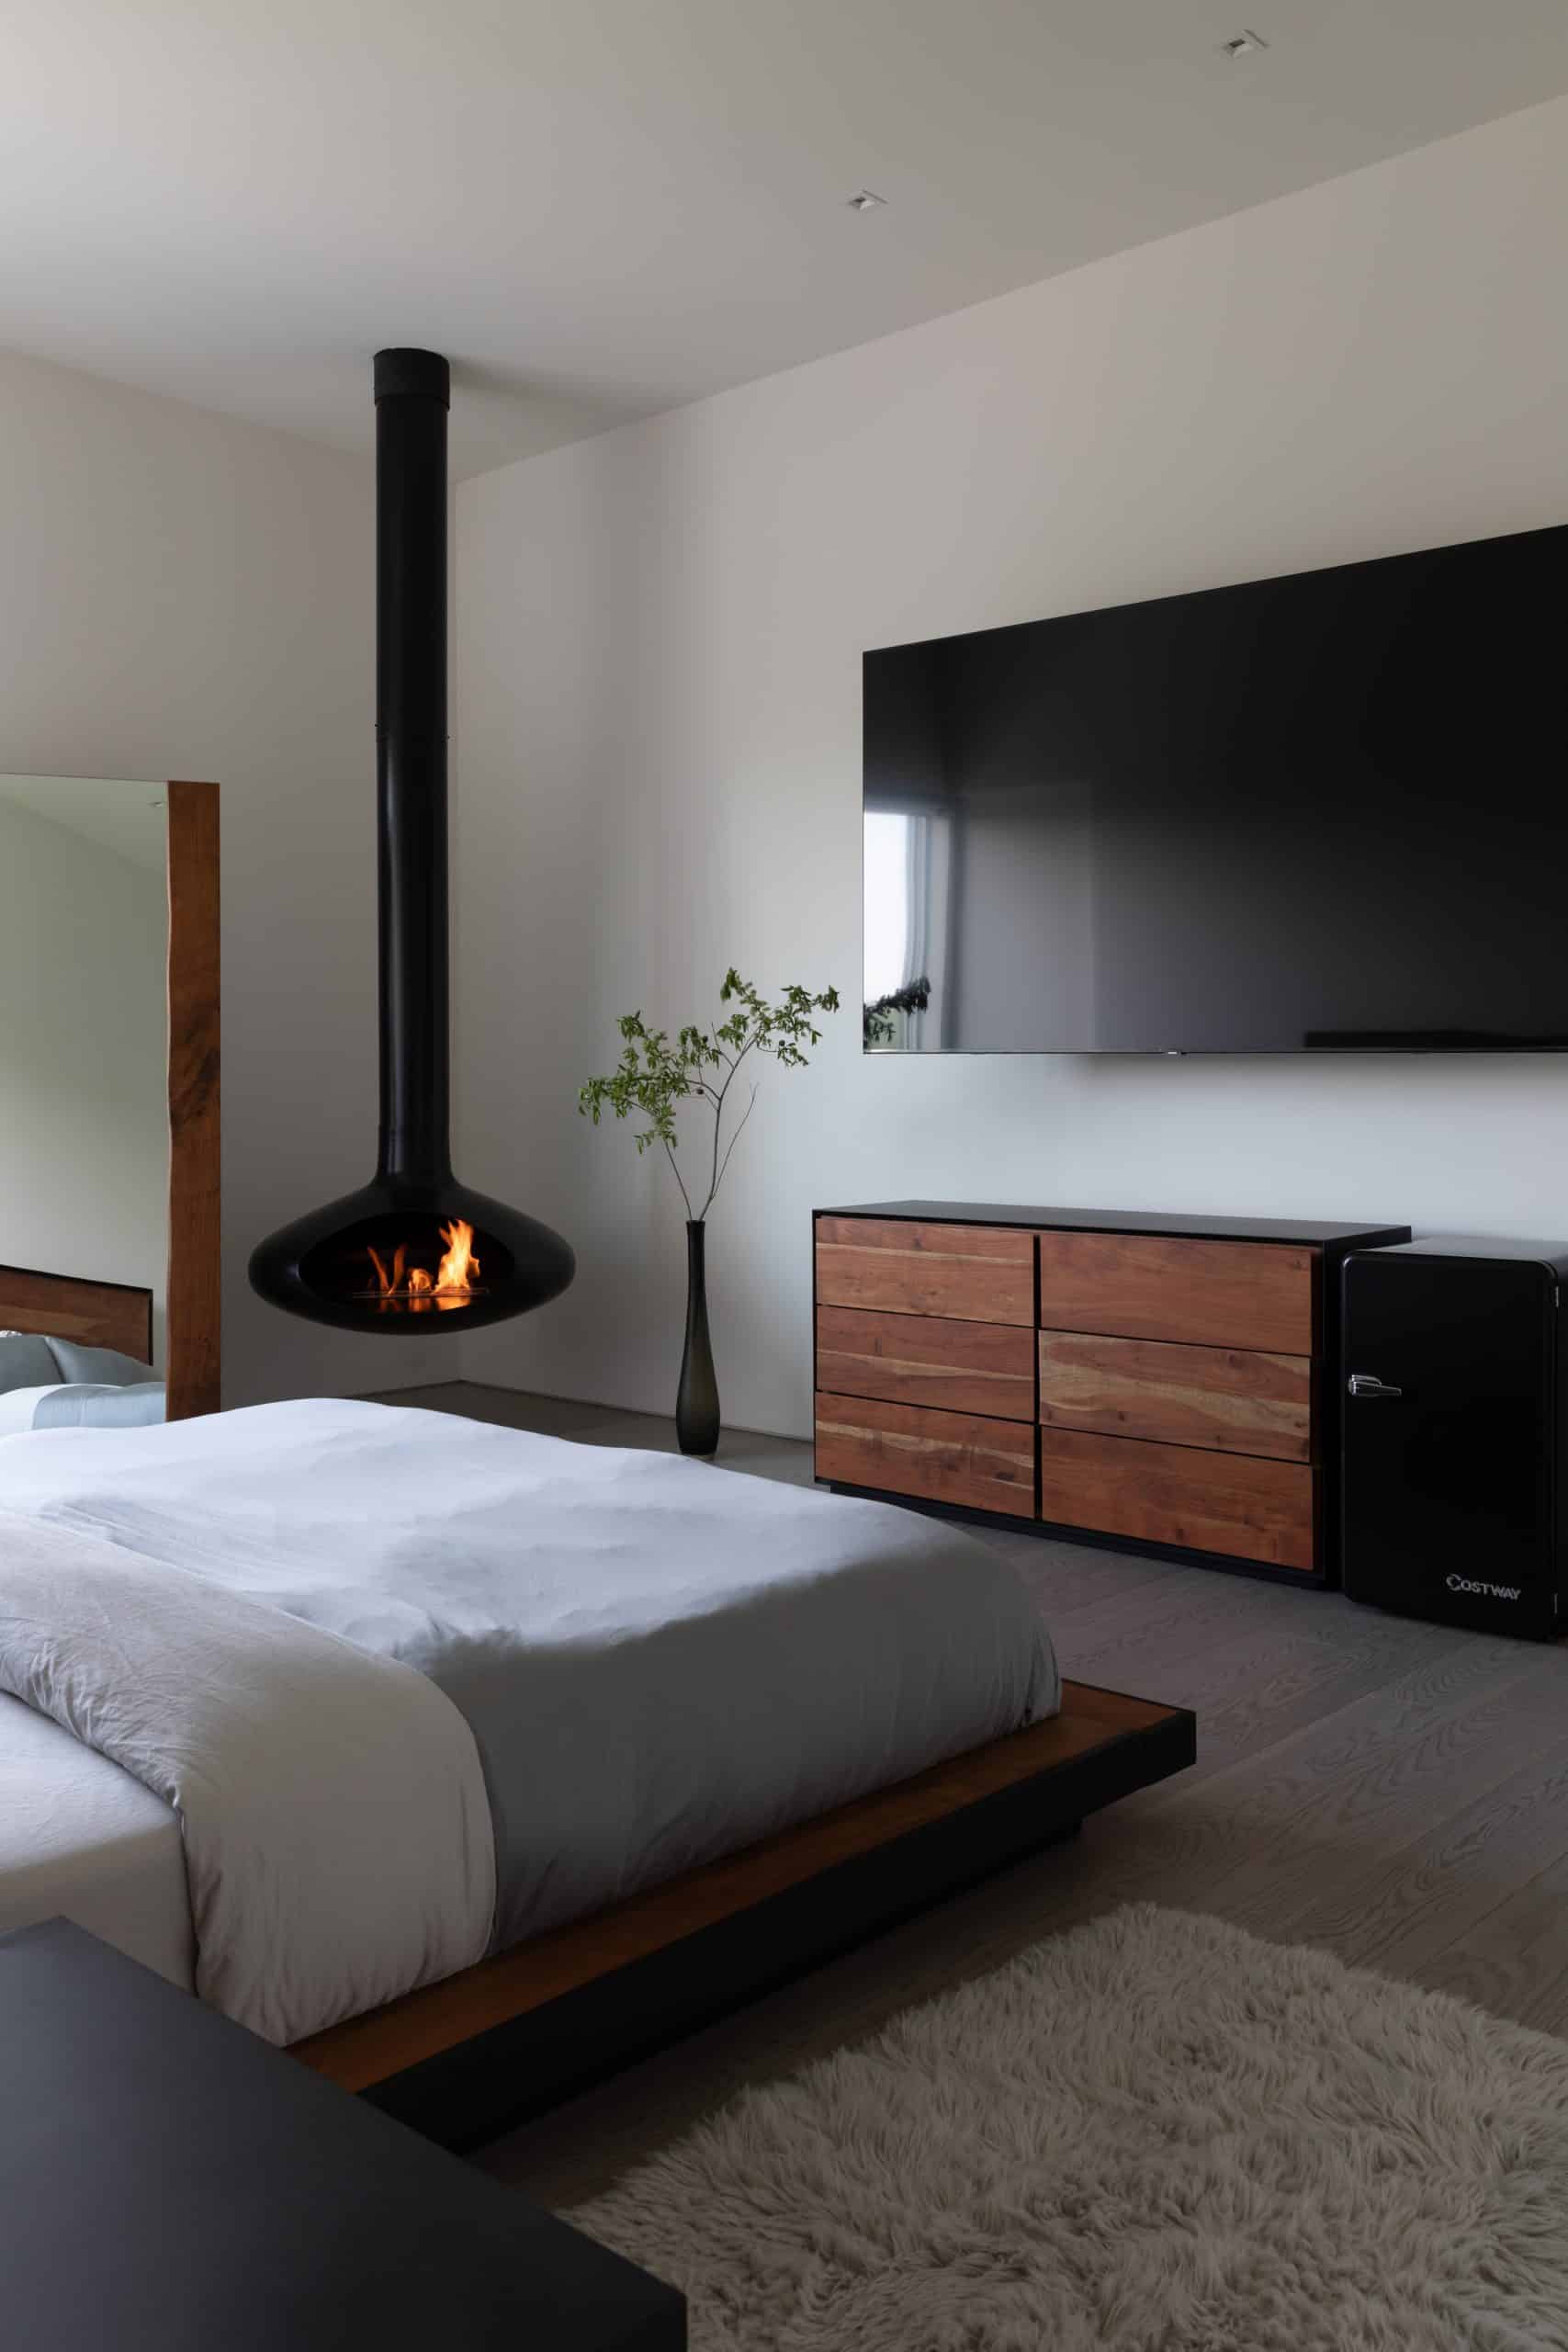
571;1905;1568;2350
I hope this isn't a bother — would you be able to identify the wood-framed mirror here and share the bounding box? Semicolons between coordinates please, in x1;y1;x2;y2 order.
0;776;220;1426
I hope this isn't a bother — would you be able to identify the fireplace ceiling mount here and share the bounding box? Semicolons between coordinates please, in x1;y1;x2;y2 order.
249;348;574;1335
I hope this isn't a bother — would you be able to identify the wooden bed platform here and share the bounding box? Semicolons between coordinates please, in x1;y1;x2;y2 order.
292;1679;1193;2148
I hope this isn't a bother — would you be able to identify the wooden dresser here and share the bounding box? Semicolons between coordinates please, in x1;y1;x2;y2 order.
814;1202;1409;1584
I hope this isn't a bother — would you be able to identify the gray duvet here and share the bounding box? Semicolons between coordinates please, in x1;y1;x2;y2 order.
0;1398;1059;2035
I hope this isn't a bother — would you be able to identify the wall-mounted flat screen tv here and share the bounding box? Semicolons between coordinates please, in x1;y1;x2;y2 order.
863;521;1565;1054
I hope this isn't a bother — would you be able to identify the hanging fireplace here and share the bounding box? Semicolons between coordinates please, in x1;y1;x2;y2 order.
248;348;574;1335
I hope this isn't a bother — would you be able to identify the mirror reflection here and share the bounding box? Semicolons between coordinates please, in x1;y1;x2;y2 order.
0;775;169;1430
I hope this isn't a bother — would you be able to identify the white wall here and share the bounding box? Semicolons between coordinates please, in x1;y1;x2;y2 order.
454;95;1568;1438
0;793;167;1361
0;345;450;1400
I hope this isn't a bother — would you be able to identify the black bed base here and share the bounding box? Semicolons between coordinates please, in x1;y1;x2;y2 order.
363;1699;1194;2151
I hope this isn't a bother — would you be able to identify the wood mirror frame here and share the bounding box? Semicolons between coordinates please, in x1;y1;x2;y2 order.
165;780;220;1419
0;782;219;1419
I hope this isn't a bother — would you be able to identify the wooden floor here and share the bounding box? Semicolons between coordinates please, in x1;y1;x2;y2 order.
371;1379;1568;2209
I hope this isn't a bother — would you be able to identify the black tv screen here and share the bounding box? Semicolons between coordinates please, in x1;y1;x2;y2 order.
863;522;1566;1054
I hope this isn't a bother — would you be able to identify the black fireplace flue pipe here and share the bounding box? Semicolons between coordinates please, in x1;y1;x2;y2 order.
376;346;451;1188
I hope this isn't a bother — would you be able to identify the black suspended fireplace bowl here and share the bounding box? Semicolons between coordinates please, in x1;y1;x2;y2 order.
249;345;573;1336
248;1176;575;1338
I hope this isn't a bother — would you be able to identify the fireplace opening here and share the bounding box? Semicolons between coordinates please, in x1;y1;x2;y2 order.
247;345;574;1337
310;1214;491;1314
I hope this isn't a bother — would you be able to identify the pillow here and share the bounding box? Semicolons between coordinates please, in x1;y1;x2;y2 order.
30;1381;166;1430
42;1338;154;1386
0;1384;58;1433
0;1333;62;1394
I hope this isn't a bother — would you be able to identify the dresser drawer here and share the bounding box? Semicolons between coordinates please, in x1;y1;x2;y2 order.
1037;1427;1316;1571
818;1306;1036;1421
1038;1330;1313;1462
815;1394;1036;1518
1036;1232;1316;1355
816;1218;1034;1326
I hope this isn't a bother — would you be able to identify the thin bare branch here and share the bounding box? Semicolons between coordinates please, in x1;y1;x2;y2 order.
707;1079;725;1207
705;1083;760;1216
662;1136;695;1221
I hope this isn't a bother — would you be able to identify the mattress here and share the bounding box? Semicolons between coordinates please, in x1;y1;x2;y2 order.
0;1690;192;1988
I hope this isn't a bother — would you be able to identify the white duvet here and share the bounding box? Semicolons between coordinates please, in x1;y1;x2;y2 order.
0;1400;1058;2044
0;1507;495;2042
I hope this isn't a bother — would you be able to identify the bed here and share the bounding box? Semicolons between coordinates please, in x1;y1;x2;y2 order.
0;1264;164;1430
0;1398;1192;2141
0;1261;153;1359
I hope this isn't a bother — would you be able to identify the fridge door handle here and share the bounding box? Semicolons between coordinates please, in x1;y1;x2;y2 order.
1348;1372;1404;1399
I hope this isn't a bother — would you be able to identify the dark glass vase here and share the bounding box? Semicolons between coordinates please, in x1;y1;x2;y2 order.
676;1220;720;1457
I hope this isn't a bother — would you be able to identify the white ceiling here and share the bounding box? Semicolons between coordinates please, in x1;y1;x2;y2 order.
5;1;1567;480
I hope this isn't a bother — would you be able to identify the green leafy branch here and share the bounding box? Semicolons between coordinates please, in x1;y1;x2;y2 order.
863;976;931;1046
579;967;840;1223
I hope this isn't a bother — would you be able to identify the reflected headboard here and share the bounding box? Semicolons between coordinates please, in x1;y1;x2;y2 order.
0;1263;153;1363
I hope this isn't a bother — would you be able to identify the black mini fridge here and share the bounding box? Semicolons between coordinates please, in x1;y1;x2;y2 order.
1340;1238;1568;1639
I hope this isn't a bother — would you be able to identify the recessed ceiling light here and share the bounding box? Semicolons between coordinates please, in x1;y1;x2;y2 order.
1219;28;1269;58
847;189;887;212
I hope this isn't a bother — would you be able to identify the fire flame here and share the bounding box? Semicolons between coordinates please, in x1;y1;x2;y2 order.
367;1219;481;1312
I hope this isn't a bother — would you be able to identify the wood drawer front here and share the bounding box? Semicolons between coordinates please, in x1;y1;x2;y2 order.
815;1394;1036;1519
818;1306;1036;1422
816;1218;1033;1327
1037;1428;1316;1572
1036;1231;1316;1355
1037;1330;1313;1462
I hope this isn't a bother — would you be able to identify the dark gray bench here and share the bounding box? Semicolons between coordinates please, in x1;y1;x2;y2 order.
0;1918;683;2350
